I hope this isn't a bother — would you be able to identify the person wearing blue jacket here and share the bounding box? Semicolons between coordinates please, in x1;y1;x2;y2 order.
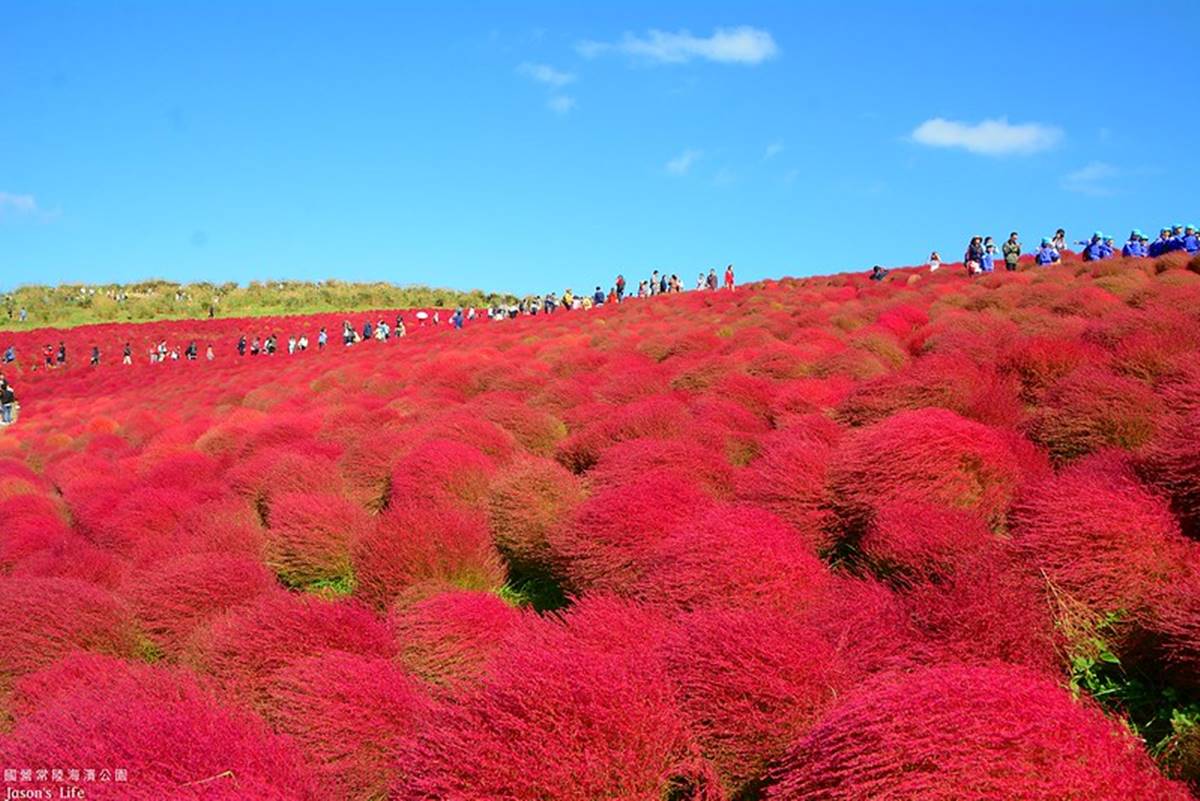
1183;225;1200;254
1149;227;1181;257
593;286;605;305
1035;238;1061;265
1082;232;1107;262
1101;236;1116;258
1123;231;1148;258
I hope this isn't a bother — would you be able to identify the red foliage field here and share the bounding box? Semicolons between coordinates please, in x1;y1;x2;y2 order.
3;253;1200;799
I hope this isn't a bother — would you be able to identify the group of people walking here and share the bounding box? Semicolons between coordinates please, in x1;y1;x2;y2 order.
514;265;737;317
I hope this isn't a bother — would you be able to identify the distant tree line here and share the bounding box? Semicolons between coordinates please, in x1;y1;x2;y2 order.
0;279;519;330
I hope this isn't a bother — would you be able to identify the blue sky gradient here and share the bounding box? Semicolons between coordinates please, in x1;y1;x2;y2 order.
2;1;1197;294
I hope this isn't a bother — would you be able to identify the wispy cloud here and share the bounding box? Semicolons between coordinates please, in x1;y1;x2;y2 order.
0;192;38;217
911;117;1063;156
1061;161;1120;196
547;95;576;115
764;140;784;160
579;26;779;65
517;62;576;88
666;148;702;176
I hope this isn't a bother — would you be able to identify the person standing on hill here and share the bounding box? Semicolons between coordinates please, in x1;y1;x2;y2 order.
3;345;14;364
90;346;100;366
592;286;605;306
928;252;942;272
1123;231;1148;258
1003;233;1021;272
615;274;626;300
1082;232;1107;262
1051;229;1067;254
724;264;735;290
1149;227;1179;257
1184;225;1199;254
707;268;719;290
56;342;67;366
650;271;660;295
206;344;215;361
0;380;16;426
122;343;132;365
964;237;984;274
1035;238;1061;265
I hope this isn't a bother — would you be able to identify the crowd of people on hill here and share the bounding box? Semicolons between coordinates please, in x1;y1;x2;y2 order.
946;224;1198;276
869;223;1199;281
0;265;739;389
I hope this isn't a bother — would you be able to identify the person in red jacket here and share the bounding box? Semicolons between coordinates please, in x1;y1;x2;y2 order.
724;264;735;290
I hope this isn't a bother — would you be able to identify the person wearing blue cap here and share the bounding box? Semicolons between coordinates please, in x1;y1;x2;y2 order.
1035;237;1060;266
1149;227;1181;257
1183;225;1199;254
1082;232;1107;262
1123;230;1148;258
1101;235;1116;258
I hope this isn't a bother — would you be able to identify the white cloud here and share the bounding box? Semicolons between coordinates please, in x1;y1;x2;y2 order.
911;117;1063;156
517;62;576;88
1061;161;1119;196
764;140;784;160
547;95;576;114
579;26;779;65
666;148;702;176
0;192;37;216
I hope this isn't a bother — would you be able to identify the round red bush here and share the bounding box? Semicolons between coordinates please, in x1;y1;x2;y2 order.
826;408;1036;535
265;491;372;588
1;653;321;800
1027;366;1162;463
262;650;433;799
635;504;832;612
487;457;586;579
353;503;506;611
767;664;1190;800
390;589;522;689
665;606;850;797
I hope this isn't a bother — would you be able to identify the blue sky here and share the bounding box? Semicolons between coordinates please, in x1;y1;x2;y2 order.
2;1;1197;295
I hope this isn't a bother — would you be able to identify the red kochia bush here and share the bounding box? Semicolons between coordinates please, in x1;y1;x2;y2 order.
555;394;694;472
635;504;832;612
391;589;522;688
186;590;395;709
902;549;1061;674
1;653;321;800
121;552;275;658
1010;453;1192;630
389;438;497;513
262;650;433;799
548;469;715;595
858;500;996;584
1027;365;1162;463
0;577;137;687
265;491;372;587
735;427;837;552
587;437;736;499
664;607;850;797
826;408;1035;534
353;502;506;610
1149;569;1200;692
487;457;586;578
767;664;1190;801
1137;409;1200;538
395;597;720;801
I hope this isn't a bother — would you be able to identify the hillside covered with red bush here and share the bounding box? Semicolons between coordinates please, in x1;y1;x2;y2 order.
3;251;1200;799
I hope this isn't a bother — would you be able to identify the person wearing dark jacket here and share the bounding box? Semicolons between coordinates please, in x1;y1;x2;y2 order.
869;264;888;282
964;237;985;274
592;286;605;305
1;380;16;425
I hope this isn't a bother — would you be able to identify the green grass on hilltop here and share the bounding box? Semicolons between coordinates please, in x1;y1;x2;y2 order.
0;279;519;331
